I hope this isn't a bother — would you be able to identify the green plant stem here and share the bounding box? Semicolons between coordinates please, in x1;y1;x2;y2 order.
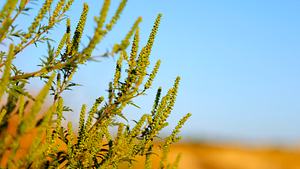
10;56;77;80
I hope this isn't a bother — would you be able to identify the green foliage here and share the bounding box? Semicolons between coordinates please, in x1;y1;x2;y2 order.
0;0;191;168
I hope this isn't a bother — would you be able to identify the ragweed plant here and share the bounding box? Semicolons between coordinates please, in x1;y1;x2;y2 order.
0;0;191;168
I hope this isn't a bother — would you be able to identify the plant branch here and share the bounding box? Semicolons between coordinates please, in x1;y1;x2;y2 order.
10;56;77;81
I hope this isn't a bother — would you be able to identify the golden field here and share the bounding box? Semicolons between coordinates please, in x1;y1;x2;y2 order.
131;142;300;169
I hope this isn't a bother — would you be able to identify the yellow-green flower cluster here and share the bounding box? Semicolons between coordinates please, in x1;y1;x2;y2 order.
98;0;111;28
145;77;181;144
151;87;162;116
107;82;114;105
135;14;162;89
106;0;127;31
144;60;161;90
64;18;72;55
160;113;191;168
161;77;181;122
168;113;191;143
85;96;104;131
82;0;110;57
113;54;124;88
55;32;68;57
0;44;14;98
66;122;74;156
71;3;89;56
0;0;17;20
130;114;150;138
54;97;64;138
129;29;140;69
78;104;87;144
49;0;65;26
0;0;18;41
28;0;54;34
63;0;75;13
112;17;142;55
122;29;140;93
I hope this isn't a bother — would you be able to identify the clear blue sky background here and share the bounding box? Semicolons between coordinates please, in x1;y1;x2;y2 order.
2;0;300;145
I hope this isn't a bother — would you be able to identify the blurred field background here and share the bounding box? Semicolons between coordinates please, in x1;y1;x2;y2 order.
138;142;300;169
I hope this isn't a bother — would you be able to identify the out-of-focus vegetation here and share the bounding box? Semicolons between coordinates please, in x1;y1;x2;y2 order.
0;0;190;168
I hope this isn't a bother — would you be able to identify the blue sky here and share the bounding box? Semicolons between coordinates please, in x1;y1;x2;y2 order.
3;0;300;145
